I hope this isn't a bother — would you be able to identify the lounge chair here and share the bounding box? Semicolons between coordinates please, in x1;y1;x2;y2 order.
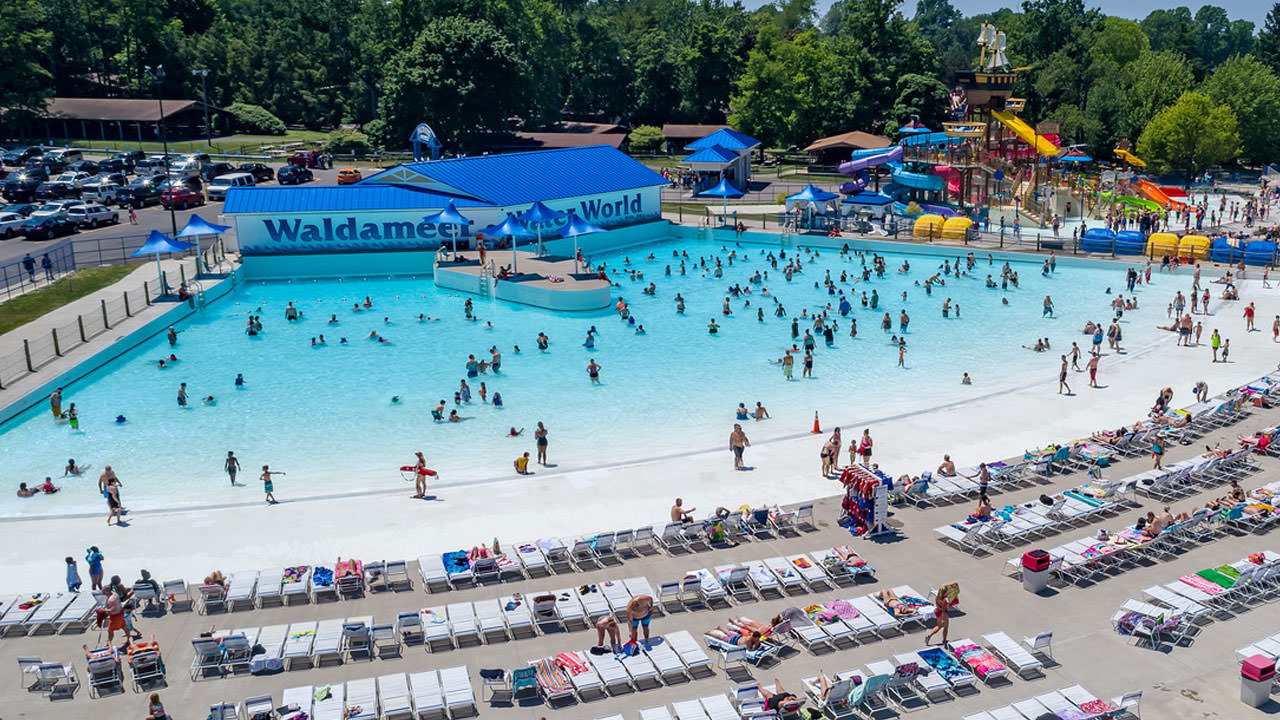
571;538;600;569
221;633;253;674
600;579;633;615
313;682;345;720
56;592;101;634
553;650;605;700
282;621;318;670
417;556;450;593
512;543;549;577
473;599;509;643
947;638;1008;684
981;631;1043;677
86;655;121;698
372;623;400;659
499;595;534;638
251;624;287;674
23;593;75;636
280;685;313;720
645;638;689;682
673;699;711;720
422;607;453;651
281;566;311;604
761;557;805;593
346;678;379;720
439;665;476;717
585;650;632;693
242;694;275;720
190;638;224;680
397;611;425;645
531;657;575;703
447;603;481;646
666;629;712;675
225;570;259;611
312;618;346;665
409;670;443;719
379;673;414;720
36;661;77;699
197;584;227;614
255;568;285;607
343;616;374;661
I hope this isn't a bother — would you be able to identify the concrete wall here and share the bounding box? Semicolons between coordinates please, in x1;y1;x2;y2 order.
241;250;438;280
495;279;612;312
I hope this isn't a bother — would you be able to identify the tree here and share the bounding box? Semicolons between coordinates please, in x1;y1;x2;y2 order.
225;102;286;135
1191;6;1253;71
888;74;951;132
0;0;51;132
377;16;531;148
1089;17;1148;68
1200;54;1280;164
1136;91;1239;172
1258;3;1280;74
1141;8;1195;59
628;125;665;153
1121;50;1194;140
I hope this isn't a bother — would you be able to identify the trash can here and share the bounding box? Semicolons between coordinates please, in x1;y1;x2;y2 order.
1241;654;1275;707
1021;549;1051;593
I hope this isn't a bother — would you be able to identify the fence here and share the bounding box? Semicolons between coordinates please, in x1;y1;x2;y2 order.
0;234;229;301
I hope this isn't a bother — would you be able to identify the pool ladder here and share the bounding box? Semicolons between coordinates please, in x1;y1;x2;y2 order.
478;263;494;299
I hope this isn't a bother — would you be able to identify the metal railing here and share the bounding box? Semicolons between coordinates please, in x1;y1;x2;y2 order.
1;234;229;301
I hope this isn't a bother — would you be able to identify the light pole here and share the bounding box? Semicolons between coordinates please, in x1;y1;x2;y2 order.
145;65;179;243
192;69;211;147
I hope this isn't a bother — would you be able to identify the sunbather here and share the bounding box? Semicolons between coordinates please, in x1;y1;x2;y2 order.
875;589;918;618
727;616;778;635
466;545;492;562
203;571;226;588
832;546;868;568
708;625;764;650
759;680;805;713
969;493;994;522
936;455;957;476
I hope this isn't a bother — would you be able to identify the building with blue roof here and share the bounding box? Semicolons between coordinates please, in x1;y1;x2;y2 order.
678;127;759;194
223;145;668;259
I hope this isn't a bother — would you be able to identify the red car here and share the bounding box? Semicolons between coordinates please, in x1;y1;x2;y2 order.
289;149;325;168
160;186;205;210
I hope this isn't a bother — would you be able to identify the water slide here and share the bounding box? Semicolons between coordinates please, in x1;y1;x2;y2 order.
889;163;946;192
1117;195;1164;214
934;165;961;195
1114;148;1146;168
1134;178;1187;211
837;146;903;194
990;110;1059;156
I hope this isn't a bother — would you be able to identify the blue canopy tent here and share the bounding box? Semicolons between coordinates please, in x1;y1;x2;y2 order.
786;184;840;227
422;202;473;260
559;211;606;274
516;200;567;256
131;230;194;293
696;177;744;225
478;214;536;273
174;214;231;277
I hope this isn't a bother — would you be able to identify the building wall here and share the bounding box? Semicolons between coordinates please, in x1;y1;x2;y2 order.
229;186;662;257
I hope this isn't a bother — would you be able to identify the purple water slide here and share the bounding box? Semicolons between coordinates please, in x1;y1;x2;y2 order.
837;145;904;177
839;171;870;195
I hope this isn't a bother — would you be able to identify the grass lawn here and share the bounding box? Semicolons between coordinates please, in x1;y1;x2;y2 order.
0;265;138;335
49;131;331;157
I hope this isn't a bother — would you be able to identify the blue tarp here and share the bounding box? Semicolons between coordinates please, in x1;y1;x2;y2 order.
1114;230;1146;255
1080;227;1117;253
1244;240;1278;266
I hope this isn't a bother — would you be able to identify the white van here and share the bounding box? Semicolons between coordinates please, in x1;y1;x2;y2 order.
207;172;255;201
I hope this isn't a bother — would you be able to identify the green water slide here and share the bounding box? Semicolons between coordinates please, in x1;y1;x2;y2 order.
1117;195;1164;214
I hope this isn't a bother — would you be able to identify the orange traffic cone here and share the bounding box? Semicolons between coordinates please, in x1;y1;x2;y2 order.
811;411;822;434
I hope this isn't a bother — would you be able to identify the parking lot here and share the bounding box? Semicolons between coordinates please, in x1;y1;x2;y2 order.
0;150;357;267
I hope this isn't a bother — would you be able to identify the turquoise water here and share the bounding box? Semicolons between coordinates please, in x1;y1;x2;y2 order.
0;237;1169;516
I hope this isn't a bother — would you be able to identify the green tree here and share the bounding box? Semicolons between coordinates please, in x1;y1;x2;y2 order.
1141;8;1195;58
1121;50;1194;140
887;74;951;132
1136;91;1239;172
225;102;286;135
1200;54;1280;164
377;16;532;148
1089;17;1148;68
628;125;665;153
1257;3;1280;74
1191;6;1253;71
0;0;51;132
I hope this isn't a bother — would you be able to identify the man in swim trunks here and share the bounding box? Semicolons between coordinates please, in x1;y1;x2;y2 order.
224;451;240;486
1058;355;1071;395
626;594;654;647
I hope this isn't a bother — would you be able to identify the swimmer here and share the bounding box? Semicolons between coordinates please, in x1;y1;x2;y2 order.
962;372;971;385
340;337;348;344
390;396;402;404
448;410;463;422
635;325;646;334
328;314;338;324
509;427;524;437
202;396;215;406
235;373;244;387
537;332;549;351
157;359;167;368
708;319;720;334
115;415;127;424
65;459;84;476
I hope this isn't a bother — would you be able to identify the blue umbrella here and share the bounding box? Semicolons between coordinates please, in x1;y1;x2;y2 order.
174;214;232;277
422;202;473;260
1059;153;1092;163
517;201;567;255
697;177;744;225
478;214;536;273
131;230;194;293
559;211;606;274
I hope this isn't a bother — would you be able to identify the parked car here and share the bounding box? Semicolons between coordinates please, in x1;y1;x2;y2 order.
156;176;202;193
167;158;202;179
289;149;325;168
1;169;49;201
67;160;100;175
81;182;127;205
161;185;204;210
236;162;275;183
122;176;164;208
27;156;66;174
276;164;313;185
20;215;77;240
336;167;362;184
2;146;43;166
133;156;171;176
0;211;28;238
207;172;255;201
89;172;127;187
200;162;235;182
0;203;38;217
66;203;118;228
45;148;84;165
34;181;80;200
53;171;93;188
31;200;84;219
99;150;145;173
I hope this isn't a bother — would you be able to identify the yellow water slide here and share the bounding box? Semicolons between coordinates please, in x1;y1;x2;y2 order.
991;110;1059;156
1114;148;1146;168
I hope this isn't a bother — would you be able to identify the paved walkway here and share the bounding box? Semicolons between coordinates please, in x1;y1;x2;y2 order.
2;405;1278;719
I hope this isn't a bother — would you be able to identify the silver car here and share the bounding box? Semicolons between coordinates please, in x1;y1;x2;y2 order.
82;182;126;205
30;200;84;220
53;171;93;188
65;203;118;228
0;211;26;238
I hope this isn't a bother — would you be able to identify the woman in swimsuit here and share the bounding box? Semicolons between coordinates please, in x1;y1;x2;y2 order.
708;626;763;650
876;589;916;618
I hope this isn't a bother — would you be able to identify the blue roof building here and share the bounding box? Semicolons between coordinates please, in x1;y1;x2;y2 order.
679;127;759;194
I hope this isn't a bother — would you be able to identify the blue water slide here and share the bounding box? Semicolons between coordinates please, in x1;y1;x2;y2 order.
889;162;945;192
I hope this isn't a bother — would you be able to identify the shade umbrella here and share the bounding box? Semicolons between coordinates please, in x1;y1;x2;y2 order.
174;214;232;277
421;202;473;260
1058;152;1092;163
516;200;567;256
559;210;605;274
477;214;536;274
131;230;194;294
696;177;744;226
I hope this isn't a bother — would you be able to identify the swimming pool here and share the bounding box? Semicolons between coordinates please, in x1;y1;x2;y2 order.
0;233;1173;516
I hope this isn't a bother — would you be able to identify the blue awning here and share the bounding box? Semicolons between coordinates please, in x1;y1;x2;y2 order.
842;192;894;206
478;214;535;239
421;201;472;227
682;145;739;164
131;230;194;256
696;178;744;198
559;211;606;238
174;214;231;238
787;184;839;203
516;200;566;225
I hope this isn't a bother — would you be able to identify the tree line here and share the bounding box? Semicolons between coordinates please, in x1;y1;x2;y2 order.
2;0;1279;171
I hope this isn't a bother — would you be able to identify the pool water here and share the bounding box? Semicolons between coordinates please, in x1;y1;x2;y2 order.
0;237;1171;516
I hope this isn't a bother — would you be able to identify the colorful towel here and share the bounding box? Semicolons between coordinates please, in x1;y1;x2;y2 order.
1178;574;1223;595
532;657;571;694
950;643;1005;677
442;551;470;575
917;647;970;682
283;566;308;583
1196;568;1237;589
822;599;860;619
312;566;334;587
1077;699;1119;715
555;651;589;676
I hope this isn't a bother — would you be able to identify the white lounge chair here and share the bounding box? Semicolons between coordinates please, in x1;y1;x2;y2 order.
511;543;549;576
446;603;481;646
256;568;285;608
23;593;75;636
251;624;288;674
281;566;311;604
981;631;1044;677
667;630;712;675
283;621;318;670
379;673;414;720
225;570;259;611
422;607;452;651
56;592;101;633
409;670;444;719
417;556;450;593
313;682;345;720
280;685;313;720
439;665;475;717
346;678;379;720
473;599;509;643
312;618;346;665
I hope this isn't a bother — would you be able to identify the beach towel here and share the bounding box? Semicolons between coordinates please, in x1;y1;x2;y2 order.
1077;699;1119;715
917;647;969;682
936;582;960;608
283;566;308;583
1196;568;1237;589
532;657;571;695
1178;574;1223;595
822;599;859;619
312;566;333;587
950;643;1005;677
555;651;589;676
442;551;470;575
